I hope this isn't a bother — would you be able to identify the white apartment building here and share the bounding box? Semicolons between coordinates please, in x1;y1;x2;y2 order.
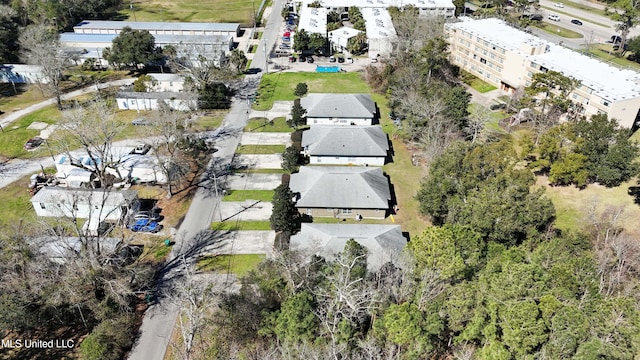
445;18;640;129
300;0;455;18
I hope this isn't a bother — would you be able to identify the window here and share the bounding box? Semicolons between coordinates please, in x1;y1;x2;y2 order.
40;203;46;209
602;100;610;107
342;209;352;214
480;58;486;64
530;61;537;68
306;208;312;215
486;73;491;80
572;93;579;100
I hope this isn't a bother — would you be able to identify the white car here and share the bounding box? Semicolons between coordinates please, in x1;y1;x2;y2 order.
554;2;564;7
548;14;560;21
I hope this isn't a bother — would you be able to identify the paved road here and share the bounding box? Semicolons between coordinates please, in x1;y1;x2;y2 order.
127;98;252;360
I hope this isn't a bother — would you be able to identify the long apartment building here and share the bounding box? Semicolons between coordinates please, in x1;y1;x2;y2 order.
444;18;640;129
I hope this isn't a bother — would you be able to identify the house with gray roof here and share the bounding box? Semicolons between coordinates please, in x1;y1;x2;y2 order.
301;125;389;166
300;93;377;126
289;166;391;219
290;223;407;270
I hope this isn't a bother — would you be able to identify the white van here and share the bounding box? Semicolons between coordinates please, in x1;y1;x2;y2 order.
548;14;560;21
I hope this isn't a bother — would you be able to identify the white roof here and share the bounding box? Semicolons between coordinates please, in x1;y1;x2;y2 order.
148;73;184;82
447;18;640;101
31;187;138;207
362;8;397;40
299;5;327;35
73;20;240;33
328;27;362;40
300;0;454;9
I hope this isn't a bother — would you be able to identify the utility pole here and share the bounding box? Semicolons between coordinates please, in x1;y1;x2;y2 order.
262;39;268;73
130;0;137;21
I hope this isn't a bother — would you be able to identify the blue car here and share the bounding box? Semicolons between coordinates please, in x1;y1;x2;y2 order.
129;218;163;233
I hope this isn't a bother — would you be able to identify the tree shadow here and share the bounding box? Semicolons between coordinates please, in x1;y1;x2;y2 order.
628;186;640;205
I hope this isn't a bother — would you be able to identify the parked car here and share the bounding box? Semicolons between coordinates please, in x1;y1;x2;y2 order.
299;55;307;62
24;137;44;151
282;37;290;42
132;118;150;126
130;143;151;155
307;56;314;63
554;2;564;7
337;57;345;63
571;19;583;25
548;14;560;21
129;218;163;233
530;14;543;21
611;35;622;44
279;44;291;49
490;103;507;111
329;56;336;62
346;57;353;63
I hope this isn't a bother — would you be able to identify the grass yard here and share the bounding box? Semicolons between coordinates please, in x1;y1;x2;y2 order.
0;172;39;230
0;106;60;159
236;144;286;154
192;111;225;131
585;44;640;71
244;117;292;132
124;0;255;24
211;221;272;230
197;254;265;276
536;176;640;236
461;71;498;93
254;72;369;111
222;190;274;202
533;22;583;38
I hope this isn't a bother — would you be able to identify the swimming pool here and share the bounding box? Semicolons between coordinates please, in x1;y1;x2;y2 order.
316;66;341;73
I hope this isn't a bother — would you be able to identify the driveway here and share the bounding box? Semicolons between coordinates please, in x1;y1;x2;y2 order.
240;132;292;145
248;100;293;120
225;173;282;190
235;154;283;169
200;230;275;256
220;201;273;221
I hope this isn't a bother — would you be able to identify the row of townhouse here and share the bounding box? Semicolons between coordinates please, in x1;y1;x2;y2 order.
445;18;640;129
288;93;406;270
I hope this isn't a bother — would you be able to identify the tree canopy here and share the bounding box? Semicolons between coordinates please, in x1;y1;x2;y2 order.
106;27;162;69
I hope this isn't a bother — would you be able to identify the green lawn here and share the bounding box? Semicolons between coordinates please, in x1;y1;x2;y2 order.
0;106;60;159
244;117;292;132
192;112;225;131
124;0;255;24
236;144;286;154
585;44;640;71
533;22;583;38
197;254;265;276
538;177;640;234
0;172;38;229
254;72;369;111
211;221;272;230
222;190;275;202
461;71;497;93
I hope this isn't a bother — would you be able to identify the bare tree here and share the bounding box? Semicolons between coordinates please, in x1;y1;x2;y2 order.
165;44;235;89
19;23;71;108
390;7;444;59
53;101;127;188
466;104;492;143
168;270;227;360
313;250;378;359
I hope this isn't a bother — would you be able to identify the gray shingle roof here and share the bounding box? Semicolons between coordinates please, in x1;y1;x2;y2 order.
290;223;407;270
289;166;390;209
302;125;388;157
300;93;376;119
